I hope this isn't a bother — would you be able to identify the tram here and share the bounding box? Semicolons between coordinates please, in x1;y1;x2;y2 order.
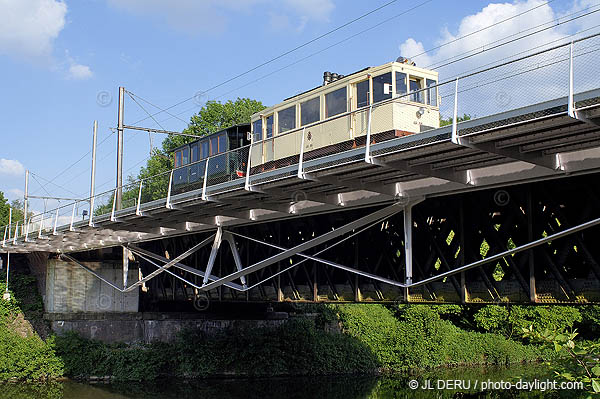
171;58;440;190
250;57;440;170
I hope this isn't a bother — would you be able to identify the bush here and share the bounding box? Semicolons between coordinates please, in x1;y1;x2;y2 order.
0;325;63;381
335;304;541;371
473;305;583;338
55;318;378;380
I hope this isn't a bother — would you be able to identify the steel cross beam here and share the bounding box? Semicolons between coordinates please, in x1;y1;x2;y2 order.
198;202;405;291
126;244;244;291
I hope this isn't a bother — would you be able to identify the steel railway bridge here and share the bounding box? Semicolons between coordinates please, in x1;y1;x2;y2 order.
2;38;600;307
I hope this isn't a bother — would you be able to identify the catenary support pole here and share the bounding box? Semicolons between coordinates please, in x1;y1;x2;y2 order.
89;120;98;226
116;87;125;211
23;170;29;226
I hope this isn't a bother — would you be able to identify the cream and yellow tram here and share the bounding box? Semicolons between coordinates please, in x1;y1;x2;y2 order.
249;58;440;171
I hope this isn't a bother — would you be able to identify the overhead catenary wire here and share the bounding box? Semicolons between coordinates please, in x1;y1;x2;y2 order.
155;1;600;126
129;0;433;126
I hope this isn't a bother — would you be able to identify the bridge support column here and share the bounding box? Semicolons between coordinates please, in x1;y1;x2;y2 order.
527;189;537;303
404;204;413;302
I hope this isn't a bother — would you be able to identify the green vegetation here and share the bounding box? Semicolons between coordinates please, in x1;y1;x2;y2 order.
335;304;541;371
54;317;376;381
524;327;600;396
0;274;63;381
440;113;471;127
0;192;27;227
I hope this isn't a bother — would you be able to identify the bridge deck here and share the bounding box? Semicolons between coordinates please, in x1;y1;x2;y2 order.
3;89;600;254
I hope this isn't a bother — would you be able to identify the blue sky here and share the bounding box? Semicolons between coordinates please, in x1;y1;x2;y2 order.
0;0;596;215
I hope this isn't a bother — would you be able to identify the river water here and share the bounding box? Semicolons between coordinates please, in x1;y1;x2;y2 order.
0;365;586;398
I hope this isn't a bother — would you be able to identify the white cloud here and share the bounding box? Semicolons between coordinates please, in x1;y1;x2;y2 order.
0;0;67;59
0;159;24;177
68;63;93;80
107;0;335;34
7;188;23;198
398;0;599;119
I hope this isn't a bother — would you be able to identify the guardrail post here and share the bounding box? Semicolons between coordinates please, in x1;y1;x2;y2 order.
451;77;459;144
244;136;253;191
110;189;118;221
53;208;59;235
202;158;210;201
166;170;174;209
298;127;306;179
38;213;44;238
568;41;575;118
364;104;374;163
13;221;18;244
69;202;77;231
2;225;7;247
136;179;144;216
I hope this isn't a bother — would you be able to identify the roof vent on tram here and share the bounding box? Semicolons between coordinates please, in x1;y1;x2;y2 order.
396;56;416;66
323;71;345;85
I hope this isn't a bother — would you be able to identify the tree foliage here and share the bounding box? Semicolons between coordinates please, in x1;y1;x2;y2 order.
0;193;25;228
440;113;471;127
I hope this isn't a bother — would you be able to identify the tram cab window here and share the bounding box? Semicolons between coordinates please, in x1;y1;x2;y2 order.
396;72;407;96
266;115;274;138
356;80;370;108
301;97;320;126
182;147;189;165
252;119;262;142
218;134;226;153
190;143;199;163
174;150;182;167
409;78;424;103
210;136;218;155
426;79;437;106
200;140;209;159
325;87;347;118
373;73;392;104
278;106;296;133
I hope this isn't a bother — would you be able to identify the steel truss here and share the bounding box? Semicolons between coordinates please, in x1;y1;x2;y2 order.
60;178;600;304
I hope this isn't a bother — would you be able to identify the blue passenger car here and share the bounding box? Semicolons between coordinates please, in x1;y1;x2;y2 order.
171;124;251;193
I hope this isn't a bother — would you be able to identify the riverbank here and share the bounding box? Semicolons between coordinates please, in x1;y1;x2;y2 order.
1;269;599;382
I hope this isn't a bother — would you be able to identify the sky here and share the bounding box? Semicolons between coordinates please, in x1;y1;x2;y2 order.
0;0;598;217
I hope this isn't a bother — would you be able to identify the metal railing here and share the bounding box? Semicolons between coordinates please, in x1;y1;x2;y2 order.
2;34;600;246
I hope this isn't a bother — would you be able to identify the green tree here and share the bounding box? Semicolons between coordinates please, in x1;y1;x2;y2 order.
93;97;266;215
440;113;471;127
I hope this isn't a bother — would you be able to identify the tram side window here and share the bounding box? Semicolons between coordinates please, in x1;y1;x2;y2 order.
356;80;370;108
210;136;218;156
301;97;320;126
174;150;182;167
190;143;199;163
396;72;407;96
426;79;437;106
373;72;392;104
218;134;227;153
325;87;347;118
278;106;296;133
266;115;274;138
252;119;262;142
201;140;209;159
182;147;189;165
409;78;424;103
